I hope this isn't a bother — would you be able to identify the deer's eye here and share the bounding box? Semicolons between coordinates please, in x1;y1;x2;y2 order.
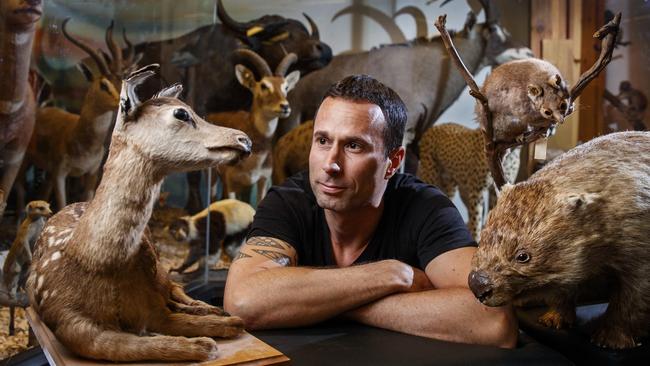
173;108;196;128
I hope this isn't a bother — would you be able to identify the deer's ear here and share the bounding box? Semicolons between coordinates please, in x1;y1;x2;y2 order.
154;83;183;99
284;70;300;92
77;63;94;82
119;64;159;120
235;64;256;90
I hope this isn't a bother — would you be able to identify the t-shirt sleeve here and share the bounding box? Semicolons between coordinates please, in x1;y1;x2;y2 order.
415;194;477;269
247;186;303;252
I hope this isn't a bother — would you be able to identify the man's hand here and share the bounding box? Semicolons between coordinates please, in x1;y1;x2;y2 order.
407;266;434;292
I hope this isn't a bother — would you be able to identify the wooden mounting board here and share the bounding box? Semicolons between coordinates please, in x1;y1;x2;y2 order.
26;307;289;366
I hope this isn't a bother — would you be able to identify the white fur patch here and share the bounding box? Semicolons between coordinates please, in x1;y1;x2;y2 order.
41;258;50;269
47;235;55;247
51;251;62;261
36;275;44;291
41;290;49;303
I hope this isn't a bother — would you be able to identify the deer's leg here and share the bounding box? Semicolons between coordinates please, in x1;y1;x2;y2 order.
53;173;67;211
55;315;220;362
0;149;27;217
169;282;226;315
82;171;99;201
150;312;244;338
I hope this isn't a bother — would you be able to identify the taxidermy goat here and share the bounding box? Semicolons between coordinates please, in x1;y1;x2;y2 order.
169;199;255;273
477;58;571;143
470;131;650;350
26;65;252;362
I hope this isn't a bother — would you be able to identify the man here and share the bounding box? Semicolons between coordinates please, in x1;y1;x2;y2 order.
224;75;517;348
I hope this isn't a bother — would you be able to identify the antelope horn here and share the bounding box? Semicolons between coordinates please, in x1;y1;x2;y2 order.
332;5;407;44
234;49;272;77
62;18;111;77
105;21;123;76
122;28;135;68
478;0;499;25
303;13;320;40
217;0;249;34
275;53;298;76
394;6;428;39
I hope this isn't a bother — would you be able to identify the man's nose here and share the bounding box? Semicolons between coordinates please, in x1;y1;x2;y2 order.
322;148;341;175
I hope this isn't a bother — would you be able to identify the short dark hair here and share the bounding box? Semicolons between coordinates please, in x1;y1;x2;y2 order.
321;75;407;156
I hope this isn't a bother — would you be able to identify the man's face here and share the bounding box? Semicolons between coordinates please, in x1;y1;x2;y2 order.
309;97;392;212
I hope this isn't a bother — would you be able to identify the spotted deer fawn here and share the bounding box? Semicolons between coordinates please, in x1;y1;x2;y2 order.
27;65;252;362
207;49;300;203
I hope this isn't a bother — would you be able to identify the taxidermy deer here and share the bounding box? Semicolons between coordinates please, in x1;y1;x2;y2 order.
0;0;43;218
207;49;299;203
16;19;140;213
26;65;251;362
2;200;51;335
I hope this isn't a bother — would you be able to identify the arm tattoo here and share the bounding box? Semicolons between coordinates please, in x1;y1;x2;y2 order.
233;252;251;261
248;236;288;250
251;248;292;266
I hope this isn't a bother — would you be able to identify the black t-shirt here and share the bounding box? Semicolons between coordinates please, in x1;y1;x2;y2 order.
248;171;476;269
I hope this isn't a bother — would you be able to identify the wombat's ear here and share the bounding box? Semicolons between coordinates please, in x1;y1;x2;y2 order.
527;84;543;98
496;183;515;198
562;192;600;211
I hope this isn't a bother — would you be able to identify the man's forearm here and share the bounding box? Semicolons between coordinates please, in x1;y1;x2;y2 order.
224;260;414;329
344;287;518;348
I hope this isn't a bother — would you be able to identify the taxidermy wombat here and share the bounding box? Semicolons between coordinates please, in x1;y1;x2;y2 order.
468;131;650;349
478;58;571;142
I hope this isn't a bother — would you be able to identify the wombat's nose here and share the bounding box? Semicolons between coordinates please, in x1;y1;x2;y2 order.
468;270;493;303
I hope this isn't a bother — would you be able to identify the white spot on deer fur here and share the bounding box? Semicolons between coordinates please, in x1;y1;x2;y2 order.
41;290;49;303
47;236;55;247
41;258;50;269
50;290;57;298
51;251;62;261
36;275;44;291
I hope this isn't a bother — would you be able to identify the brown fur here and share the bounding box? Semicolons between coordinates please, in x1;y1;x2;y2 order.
26;67;251;362
0;0;42;217
478;58;570;142
470;131;650;349
272;119;314;185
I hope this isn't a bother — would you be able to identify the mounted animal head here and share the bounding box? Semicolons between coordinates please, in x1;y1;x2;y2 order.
218;0;332;74
62;18;141;89
1;0;42;30
114;64;252;174
527;71;571;125
24;200;52;220
234;49;300;120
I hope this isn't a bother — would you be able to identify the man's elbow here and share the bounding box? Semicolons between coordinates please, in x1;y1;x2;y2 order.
486;306;519;349
223;289;270;330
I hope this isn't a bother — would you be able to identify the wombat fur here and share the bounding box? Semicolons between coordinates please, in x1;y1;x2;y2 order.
469;131;650;349
478;58;571;142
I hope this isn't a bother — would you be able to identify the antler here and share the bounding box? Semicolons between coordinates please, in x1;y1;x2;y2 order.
275;53;297;76
568;12;621;105
234;49;272;77
332;5;407;44
62;18;111;77
303;13;320;40
395;6;428;39
435;13;621;190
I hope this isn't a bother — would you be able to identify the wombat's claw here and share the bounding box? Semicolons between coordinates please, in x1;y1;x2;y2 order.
591;327;639;349
538;309;570;329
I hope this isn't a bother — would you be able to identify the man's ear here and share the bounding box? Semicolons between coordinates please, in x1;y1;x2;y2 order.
384;146;405;179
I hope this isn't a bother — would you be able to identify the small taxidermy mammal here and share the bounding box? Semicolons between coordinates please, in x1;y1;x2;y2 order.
2;200;51;336
169;199;255;273
469;131;650;350
3;200;52;298
478;58;572;142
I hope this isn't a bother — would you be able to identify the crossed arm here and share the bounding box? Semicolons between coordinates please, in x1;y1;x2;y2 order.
223;236;518;348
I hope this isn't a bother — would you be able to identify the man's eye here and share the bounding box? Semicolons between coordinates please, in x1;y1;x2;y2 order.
317;137;327;145
347;142;361;150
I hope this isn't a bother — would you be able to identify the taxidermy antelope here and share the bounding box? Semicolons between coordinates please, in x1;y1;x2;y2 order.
16;19;140;213
2;200;51;335
207;49;299;203
26;65;251;362
0;0;43;218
